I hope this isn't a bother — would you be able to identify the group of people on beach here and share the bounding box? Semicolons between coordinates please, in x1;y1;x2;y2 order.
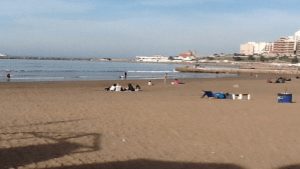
106;83;141;92
267;77;292;83
105;71;187;92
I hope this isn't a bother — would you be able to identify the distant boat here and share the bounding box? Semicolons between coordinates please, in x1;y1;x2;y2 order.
0;53;7;57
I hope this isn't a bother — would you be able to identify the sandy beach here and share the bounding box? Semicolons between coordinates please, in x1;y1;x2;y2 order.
1;75;300;169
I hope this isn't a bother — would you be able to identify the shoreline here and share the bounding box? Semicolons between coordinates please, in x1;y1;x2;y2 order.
0;73;294;88
0;76;239;88
1;74;300;169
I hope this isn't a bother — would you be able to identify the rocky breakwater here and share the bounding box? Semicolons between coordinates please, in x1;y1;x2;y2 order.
175;65;300;75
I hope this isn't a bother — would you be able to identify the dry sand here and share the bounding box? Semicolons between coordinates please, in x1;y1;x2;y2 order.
1;75;300;169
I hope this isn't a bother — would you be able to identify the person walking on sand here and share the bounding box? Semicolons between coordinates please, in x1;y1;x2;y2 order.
164;73;168;84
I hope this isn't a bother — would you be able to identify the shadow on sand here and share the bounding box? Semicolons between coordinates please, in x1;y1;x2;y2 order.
36;159;245;169
0;129;246;169
278;165;300;169
0;131;101;169
1;119;297;169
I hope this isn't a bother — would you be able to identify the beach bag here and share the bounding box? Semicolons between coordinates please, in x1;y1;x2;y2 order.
214;92;226;99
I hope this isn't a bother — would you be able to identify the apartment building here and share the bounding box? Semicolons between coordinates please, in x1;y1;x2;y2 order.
295;30;300;55
272;36;295;56
296;42;300;55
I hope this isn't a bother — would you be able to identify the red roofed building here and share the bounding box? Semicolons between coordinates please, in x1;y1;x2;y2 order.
177;51;196;61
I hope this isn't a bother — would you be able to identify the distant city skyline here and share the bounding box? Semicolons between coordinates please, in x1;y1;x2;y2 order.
240;29;300;56
0;0;300;58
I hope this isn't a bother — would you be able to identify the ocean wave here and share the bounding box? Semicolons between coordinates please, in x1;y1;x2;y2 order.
3;70;126;73
11;77;65;80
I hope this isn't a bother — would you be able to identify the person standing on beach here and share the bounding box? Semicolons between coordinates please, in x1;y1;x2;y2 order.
6;73;11;82
124;71;127;79
164;73;168;84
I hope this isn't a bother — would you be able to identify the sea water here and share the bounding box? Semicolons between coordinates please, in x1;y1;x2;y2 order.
0;59;236;82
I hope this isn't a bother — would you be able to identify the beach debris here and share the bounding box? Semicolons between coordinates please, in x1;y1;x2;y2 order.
240;155;244;158
232;93;251;100
233;84;239;88
122;138;126;142
211;151;216;154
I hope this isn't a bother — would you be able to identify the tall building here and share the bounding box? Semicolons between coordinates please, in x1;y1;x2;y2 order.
272;36;295;56
295;30;300;55
264;43;274;53
240;42;255;55
240;42;271;55
296;43;300;55
255;42;271;54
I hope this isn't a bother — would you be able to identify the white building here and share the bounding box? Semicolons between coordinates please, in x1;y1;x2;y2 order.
136;51;197;63
136;55;170;62
0;53;7;57
240;42;272;55
240;43;254;55
294;30;300;54
255;42;270;54
295;30;300;42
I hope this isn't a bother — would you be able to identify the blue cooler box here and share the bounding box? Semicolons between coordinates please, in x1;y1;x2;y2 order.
277;93;292;103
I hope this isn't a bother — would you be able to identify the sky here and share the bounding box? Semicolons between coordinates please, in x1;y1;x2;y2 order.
0;0;300;58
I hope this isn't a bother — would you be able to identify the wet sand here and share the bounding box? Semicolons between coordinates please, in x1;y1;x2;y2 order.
1;76;300;169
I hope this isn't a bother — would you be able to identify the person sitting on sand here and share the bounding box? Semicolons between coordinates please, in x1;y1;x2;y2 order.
267;78;273;83
171;79;184;85
115;83;122;92
135;84;141;91
147;80;153;86
275;77;285;83
127;83;135;91
109;84;117;91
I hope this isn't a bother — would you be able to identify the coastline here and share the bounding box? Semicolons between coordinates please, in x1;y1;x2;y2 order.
0;59;200;82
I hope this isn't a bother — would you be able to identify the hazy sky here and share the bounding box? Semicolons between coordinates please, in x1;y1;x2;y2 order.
0;0;299;57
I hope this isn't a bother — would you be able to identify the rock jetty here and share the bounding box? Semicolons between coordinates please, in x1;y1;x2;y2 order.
175;66;300;75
